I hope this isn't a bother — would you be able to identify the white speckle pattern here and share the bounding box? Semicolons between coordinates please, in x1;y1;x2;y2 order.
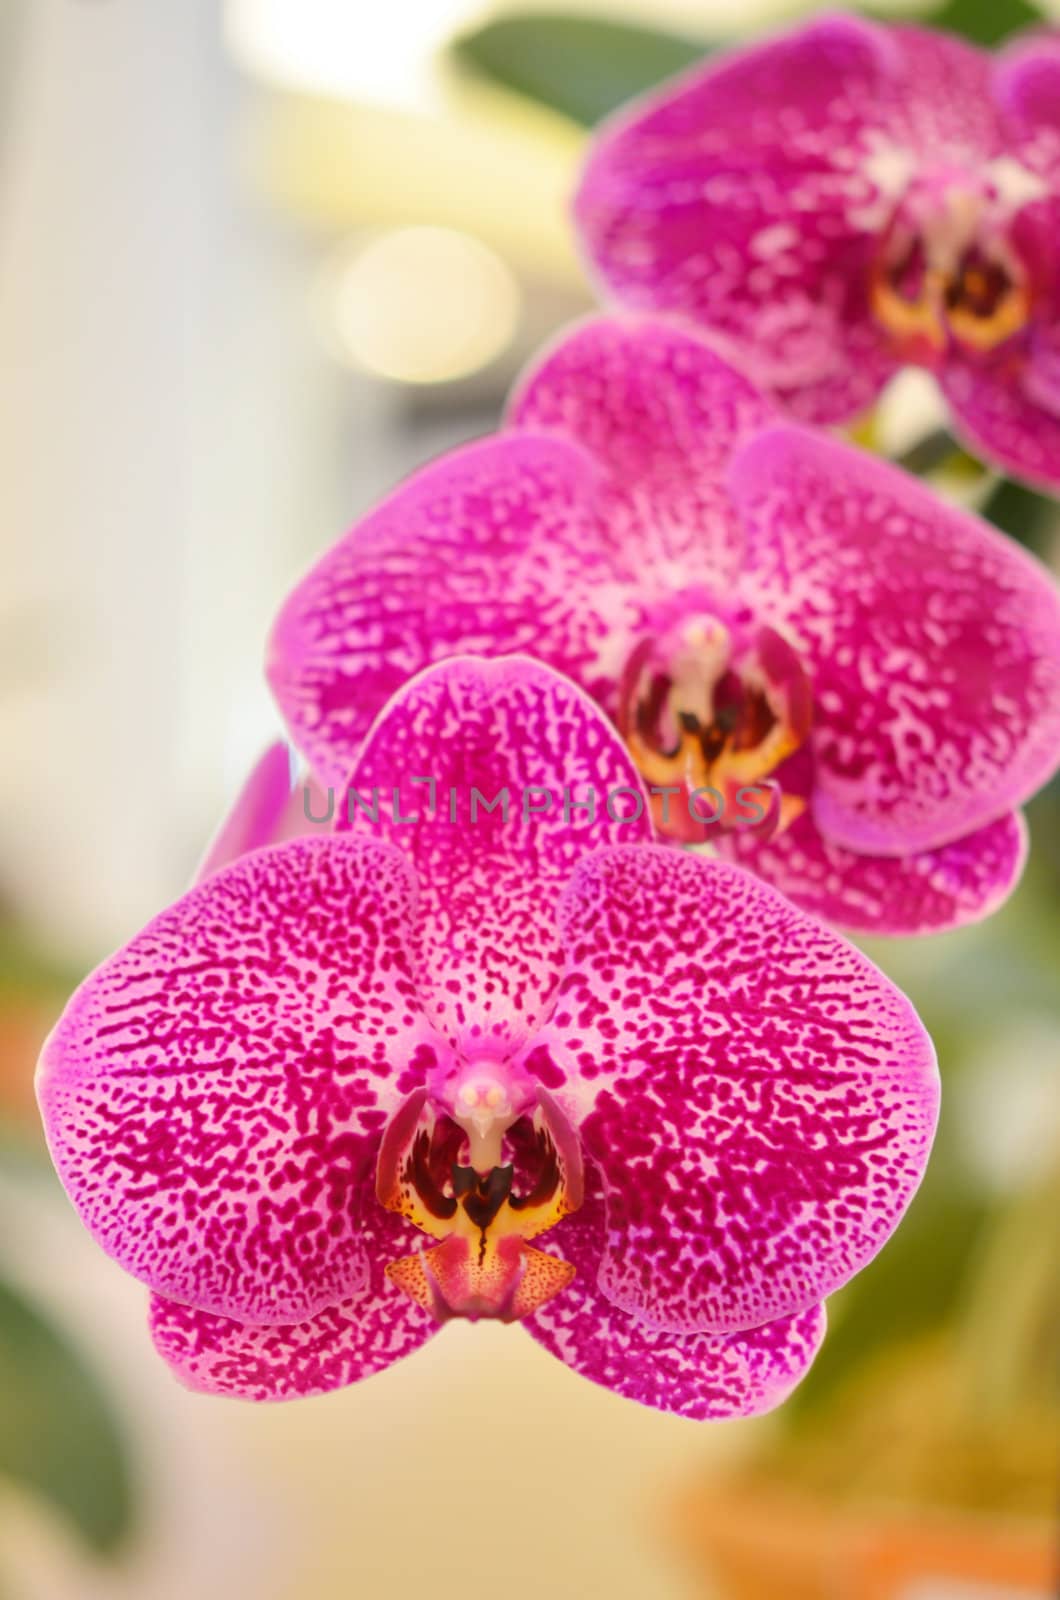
266;315;1060;934
731;425;1060;854
41;660;940;1407
335;655;652;1050
530;845;939;1333
718;805;1027;934
267;434;634;790
149;1201;436;1401
527;1165;827;1420
37;837;429;1324
575;14;1060;481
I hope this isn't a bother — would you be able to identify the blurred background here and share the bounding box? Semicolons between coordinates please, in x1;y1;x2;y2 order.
0;1;1057;1596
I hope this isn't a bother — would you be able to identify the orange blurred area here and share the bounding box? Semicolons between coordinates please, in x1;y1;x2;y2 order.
675;1490;1056;1599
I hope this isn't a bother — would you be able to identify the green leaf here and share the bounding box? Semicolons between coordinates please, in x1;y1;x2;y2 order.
893;427;962;477
453;3;1044;130
981;475;1056;559
451;13;708;128
914;0;1044;47
0;1275;134;1554
0;919;82;1003
783;1182;989;1422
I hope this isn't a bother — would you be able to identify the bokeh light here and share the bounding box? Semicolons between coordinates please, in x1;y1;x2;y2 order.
315;226;522;384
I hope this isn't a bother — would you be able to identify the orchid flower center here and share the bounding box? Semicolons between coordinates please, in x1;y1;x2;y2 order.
870;171;1031;359
452;1066;518;1172
375;1060;583;1324
618;611;812;842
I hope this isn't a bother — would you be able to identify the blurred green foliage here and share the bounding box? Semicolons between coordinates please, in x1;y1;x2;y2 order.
782;811;1060;1467
452;0;1045;127
0;919;82;1007
916;0;1045;46
453;14;704;128
0;1273;134;1555
982;476;1057;560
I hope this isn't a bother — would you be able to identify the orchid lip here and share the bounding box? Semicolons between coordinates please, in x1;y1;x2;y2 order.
618;606;812;843
870;174;1032;360
376;1078;583;1323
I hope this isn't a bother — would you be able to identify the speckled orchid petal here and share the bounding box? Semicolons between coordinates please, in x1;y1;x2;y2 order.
994;34;1060;181
573;18;899;416
149;1194;436;1401
1026;320;1060;419
573;18;1004;426
718;807;1028;936
527;845;937;1333
940;176;1060;488
37;836;437;1325
573;16;1034;428
731;425;1060;856
884;24;998;148
509;316;773;577
527;1169;826;1419
942;352;1060;493
267;435;628;789
336;655;652;1050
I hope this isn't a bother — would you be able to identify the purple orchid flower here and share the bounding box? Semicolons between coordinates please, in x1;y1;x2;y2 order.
266;316;1060;937
573;13;1060;490
37;657;938;1415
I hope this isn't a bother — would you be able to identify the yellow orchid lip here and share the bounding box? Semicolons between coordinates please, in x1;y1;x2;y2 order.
870;188;1031;360
872;254;1030;356
376;1082;582;1322
944;253;1031;351
619;615;812;843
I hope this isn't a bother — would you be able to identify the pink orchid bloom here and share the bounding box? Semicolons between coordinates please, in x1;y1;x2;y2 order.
573;13;1060;490
266;316;1060;937
37;657;938;1416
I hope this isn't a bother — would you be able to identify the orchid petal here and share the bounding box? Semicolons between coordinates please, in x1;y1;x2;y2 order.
527;1167;826;1419
731;424;1060;854
573;18;897;408
194;746;336;884
943;352;1060;494
574;17;1009;423
37;837;436;1325
193;743;294;882
267;435;629;789
337;655;652;1050
884;24;997;150
149;1196;436;1401
573;18;1003;425
994;34;1060;182
529;845;937;1333
510;315;772;576
718;808;1028;936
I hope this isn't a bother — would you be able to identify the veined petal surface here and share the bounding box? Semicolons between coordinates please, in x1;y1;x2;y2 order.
942;354;1060;495
510;315;772;579
731;425;1060;855
573;18;1000;422
994;34;1060;182
527;1168;826;1419
528;846;938;1333
149;1194;436;1401
719;808;1028;935
267;435;629;788
336;655;652;1050
38;837;432;1325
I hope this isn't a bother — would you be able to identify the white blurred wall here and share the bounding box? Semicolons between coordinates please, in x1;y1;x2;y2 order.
0;0;350;959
